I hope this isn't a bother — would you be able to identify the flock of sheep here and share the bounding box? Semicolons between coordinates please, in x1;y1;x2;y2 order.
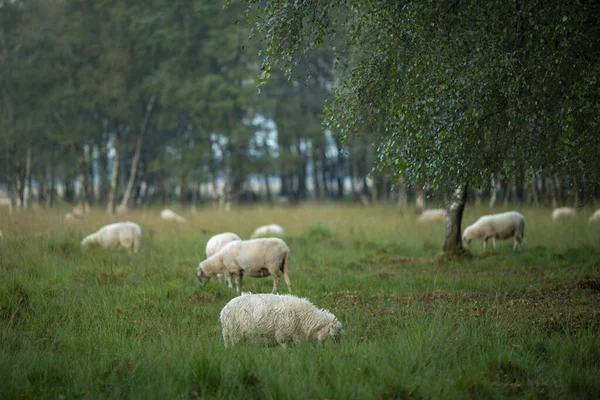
76;209;337;347
1;205;599;347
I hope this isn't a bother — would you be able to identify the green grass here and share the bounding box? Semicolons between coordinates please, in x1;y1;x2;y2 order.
1;204;599;399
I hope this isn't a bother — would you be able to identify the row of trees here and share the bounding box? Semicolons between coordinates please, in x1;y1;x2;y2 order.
1;1;598;232
1;0;376;211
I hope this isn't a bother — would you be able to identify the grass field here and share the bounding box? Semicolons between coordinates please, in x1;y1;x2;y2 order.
1;204;600;399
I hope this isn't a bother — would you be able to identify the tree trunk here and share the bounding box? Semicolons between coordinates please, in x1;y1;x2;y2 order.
443;184;468;252
118;95;156;212
516;169;525;204
397;177;407;208
321;148;330;197
191;183;198;213
263;173;272;201
47;156;55;208
553;174;562;207
502;177;511;207
415;187;425;214
180;175;188;208
78;143;91;213
489;174;498;208
530;175;540;207
106;133;120;214
23;146;32;208
15;158;25;208
312;150;321;200
336;152;344;199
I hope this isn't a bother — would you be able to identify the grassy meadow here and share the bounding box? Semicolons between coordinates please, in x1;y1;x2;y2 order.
1;203;600;399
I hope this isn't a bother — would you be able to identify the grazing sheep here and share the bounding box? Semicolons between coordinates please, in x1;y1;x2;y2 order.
462;211;525;250
160;209;186;223
589;209;600;224
197;238;291;294
81;222;142;253
206;232;242;287
64;212;83;222
250;224;284;239
418;208;446;222
552;207;576;221
220;293;343;347
0;198;12;213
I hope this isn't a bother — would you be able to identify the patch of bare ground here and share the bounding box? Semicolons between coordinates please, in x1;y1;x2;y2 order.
321;278;600;334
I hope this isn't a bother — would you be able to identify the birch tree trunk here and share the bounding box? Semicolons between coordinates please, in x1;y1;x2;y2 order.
415;188;425;214
46;153;55;209
23;146;32;208
106;133;120;215
118;95;156;212
443;185;468;252
489;175;498;208
397;177;407;208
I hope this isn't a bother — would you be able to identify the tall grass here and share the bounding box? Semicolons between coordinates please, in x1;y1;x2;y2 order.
1;204;599;399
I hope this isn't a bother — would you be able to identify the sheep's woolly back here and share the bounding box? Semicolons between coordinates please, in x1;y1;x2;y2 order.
589;209;600;223
552;207;576;221
220;293;341;346
160;209;186;222
463;211;525;242
206;232;241;258
418;209;446;222
81;222;142;253
251;224;285;239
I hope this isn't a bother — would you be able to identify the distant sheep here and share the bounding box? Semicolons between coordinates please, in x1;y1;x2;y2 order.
197;238;291;294
160;209;186;223
220;293;343;347
81;222;142;253
64;212;83;222
206;232;242;288
589;209;600;224
462;211;525;250
0;198;12;213
552;207;576;221
418;209;446;222
250;224;284;239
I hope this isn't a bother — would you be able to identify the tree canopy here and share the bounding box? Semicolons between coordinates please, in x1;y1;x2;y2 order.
243;0;600;192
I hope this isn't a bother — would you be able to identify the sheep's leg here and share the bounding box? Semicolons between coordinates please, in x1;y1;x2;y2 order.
275;330;287;347
234;273;242;294
514;235;522;250
492;237;497;249
225;273;233;288
222;333;230;348
271;273;279;294
483;239;488;250
282;252;292;293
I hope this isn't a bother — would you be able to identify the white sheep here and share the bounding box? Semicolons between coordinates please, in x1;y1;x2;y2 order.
552;207;576;221
205;232;242;287
418;208;446;222
220;293;343;347
81;222;142;253
462;211;525;250
589;209;600;224
160;208;186;223
250;224;284;239
0;198;12;213
197;238;292;294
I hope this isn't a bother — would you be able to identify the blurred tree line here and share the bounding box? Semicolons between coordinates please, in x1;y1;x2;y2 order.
1;0;598;218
